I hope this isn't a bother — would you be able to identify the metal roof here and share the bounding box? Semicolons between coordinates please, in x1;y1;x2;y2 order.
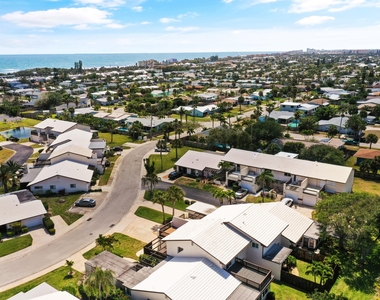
175;150;223;172
133;257;241;300
34;118;77;133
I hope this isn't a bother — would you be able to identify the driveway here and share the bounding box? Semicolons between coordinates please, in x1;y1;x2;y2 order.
3;143;33;165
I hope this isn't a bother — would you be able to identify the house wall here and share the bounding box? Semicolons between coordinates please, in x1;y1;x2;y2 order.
131;290;167;300
166;240;223;269
30;177;90;194
22;215;44;228
50;153;94;166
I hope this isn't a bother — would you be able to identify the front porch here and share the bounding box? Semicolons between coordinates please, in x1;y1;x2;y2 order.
284;178;323;206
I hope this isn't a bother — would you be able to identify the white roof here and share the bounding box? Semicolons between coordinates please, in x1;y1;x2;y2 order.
318;116;349;128
133;257;241;300
0;195;46;226
28;160;93;186
275;151;298;159
50;129;93;149
186;202;216;215
223;148;353;184
175;150;223;172
49;144;93;160
34;119;76;133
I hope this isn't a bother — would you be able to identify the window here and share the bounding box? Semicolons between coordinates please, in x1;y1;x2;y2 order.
50;185;56;190
177;247;183;253
252;242;259;248
284;172;291;177
34;186;43;190
70;184;76;188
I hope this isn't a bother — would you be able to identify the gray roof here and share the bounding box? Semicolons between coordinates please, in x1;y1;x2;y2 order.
20;168;43;184
89;140;107;149
175;150;223;172
263;244;293;264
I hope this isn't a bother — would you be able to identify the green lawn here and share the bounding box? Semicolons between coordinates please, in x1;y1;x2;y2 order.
270;281;308;300
143;190;189;211
174;177;222;194
330;277;375;300
170;114;211;122
82;232;146;260
0;147;15;163
26;152;39;164
0;118;39;132
149;146;203;172
39;194;83;225
98;132;142;146
0;234;33;258
0;266;83;299
135;206;171;224
296;259;320;282
98;155;119;186
353;177;380;196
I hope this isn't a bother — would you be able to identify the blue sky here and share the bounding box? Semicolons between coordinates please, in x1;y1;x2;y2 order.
0;0;379;54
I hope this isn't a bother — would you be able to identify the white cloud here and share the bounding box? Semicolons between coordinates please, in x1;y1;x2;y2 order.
296;15;335;26
160;17;179;24
74;0;126;8
104;23;125;29
178;12;199;19
73;24;91;30
132;6;143;12
1;7;113;28
166;26;199;32
222;0;234;3
140;21;151;25
289;0;368;13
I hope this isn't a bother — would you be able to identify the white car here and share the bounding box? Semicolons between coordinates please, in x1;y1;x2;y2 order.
235;188;249;199
281;197;293;207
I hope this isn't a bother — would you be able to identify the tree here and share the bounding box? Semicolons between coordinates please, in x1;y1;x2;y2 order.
66;260;74;276
345;114;366;140
84;267;115;300
265;142;281;155
0;160;21;193
299;144;345;166
141;173;161;196
338;103;349;133
238;96;245;113
217;161;232;181
293;110;303;131
256;170;274;202
299;116;318;132
305;261;323;283
166;185;185;217
129;121;143;141
96;234;118;251
171;138;182;160
152;190;168;224
156;139;167;171
177;107;187;122
327;125;338;138
212;189;227;205
105;121;118;143
224;189;237;205
266;102;275;119
245;119;284;145
282;141;305;154
370;156;380;175
366;133;378;149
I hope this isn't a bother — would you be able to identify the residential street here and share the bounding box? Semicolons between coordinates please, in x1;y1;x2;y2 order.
0;141;156;288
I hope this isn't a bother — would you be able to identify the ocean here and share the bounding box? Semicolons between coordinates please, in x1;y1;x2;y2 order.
0;52;271;74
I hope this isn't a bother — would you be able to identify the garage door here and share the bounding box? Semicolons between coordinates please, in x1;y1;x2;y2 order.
23;216;43;228
303;194;316;207
241;182;253;193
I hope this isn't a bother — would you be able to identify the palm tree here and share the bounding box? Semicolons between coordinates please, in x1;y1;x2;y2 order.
129;121;143;141
156;139;167;171
0;160;21;193
105;121;118;144
171;139;182;160
141;173;161;195
96;234;118;251
178;107;187;123
212;189;226;205
84;267;115;300
224;189;237;205
227;113;234;128
191;98;199;123
366;133;378;149
266;102;275;120
217;161;231;181
166;185;185;217
338;103;349;134
257;170;274;203
293;110;302;131
305;261;322;283
238;96;245;113
152;190;168;224
65;260;74;276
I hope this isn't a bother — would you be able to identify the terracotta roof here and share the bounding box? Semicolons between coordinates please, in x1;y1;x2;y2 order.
353;148;380;159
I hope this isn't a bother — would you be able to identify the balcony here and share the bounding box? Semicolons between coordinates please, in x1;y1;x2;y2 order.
228;258;273;291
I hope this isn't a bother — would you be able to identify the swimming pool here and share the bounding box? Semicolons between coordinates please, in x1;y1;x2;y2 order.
0;127;33;139
117;127;129;132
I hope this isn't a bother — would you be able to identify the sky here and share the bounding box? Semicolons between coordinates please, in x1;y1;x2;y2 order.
0;0;380;54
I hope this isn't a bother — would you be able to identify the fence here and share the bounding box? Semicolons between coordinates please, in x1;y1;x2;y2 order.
291;247;325;263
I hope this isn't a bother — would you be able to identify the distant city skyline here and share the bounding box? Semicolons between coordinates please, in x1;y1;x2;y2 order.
1;0;380;55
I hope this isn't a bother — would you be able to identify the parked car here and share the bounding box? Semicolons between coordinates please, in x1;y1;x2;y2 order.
343;139;359;146
281;197;293;207
168;171;182;180
75;198;96;207
112;146;123;152
235;188;248;199
155;147;170;152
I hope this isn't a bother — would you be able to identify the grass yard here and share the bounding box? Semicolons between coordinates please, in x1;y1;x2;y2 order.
353;177;380;195
170;114;211;122
246;195;275;203
0;266;83;299
345;156;359;170
98;132;141;147
330;277;375;300
364;129;380;139
270;281;308;300
98;155;119;186
0;234;33;258
149;146;203;172
0;118;39;132
174;177;222;194
0;147;15;163
143;190;188;211
26;152;40;164
295;259;320;283
82;232;146;260
135;206;171;224
39;193;83;225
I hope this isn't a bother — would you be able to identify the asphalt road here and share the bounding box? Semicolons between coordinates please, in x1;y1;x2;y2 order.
3;143;33;165
0;141;156;288
155;181;220;207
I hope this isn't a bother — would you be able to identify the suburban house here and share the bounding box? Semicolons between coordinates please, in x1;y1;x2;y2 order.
280;102;318;115
251;89;272;100
0;190;46;230
176;148;354;207
318;117;350;134
353;148;380;165
123;116;175;133
30;118;90;145
8;282;77;300
172;104;218;117
27;160;93;194
197;92;218;101
130;202;317;300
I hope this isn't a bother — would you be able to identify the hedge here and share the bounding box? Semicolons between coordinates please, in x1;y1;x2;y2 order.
43;217;55;230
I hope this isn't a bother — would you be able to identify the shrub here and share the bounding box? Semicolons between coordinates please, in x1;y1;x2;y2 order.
89;188;102;192
42;201;49;211
43;217;55;229
184;199;190;205
196;178;201;182
284;133;290;138
7;230;15;237
0;232;2;240
38;149;44;153
232;184;240;192
21;226;29;234
45;189;55;196
0;146;2;150
11;221;22;235
48;228;56;235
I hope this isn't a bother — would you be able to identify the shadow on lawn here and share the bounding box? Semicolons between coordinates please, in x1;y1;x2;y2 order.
338;244;380;294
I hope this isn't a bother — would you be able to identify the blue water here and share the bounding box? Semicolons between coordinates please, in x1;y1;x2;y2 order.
1;127;33;139
0;52;276;74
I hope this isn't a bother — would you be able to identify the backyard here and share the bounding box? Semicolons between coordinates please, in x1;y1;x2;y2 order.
82;232;146;260
98;132;141;147
0;147;15;163
174;177;222;194
135;206;171;224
